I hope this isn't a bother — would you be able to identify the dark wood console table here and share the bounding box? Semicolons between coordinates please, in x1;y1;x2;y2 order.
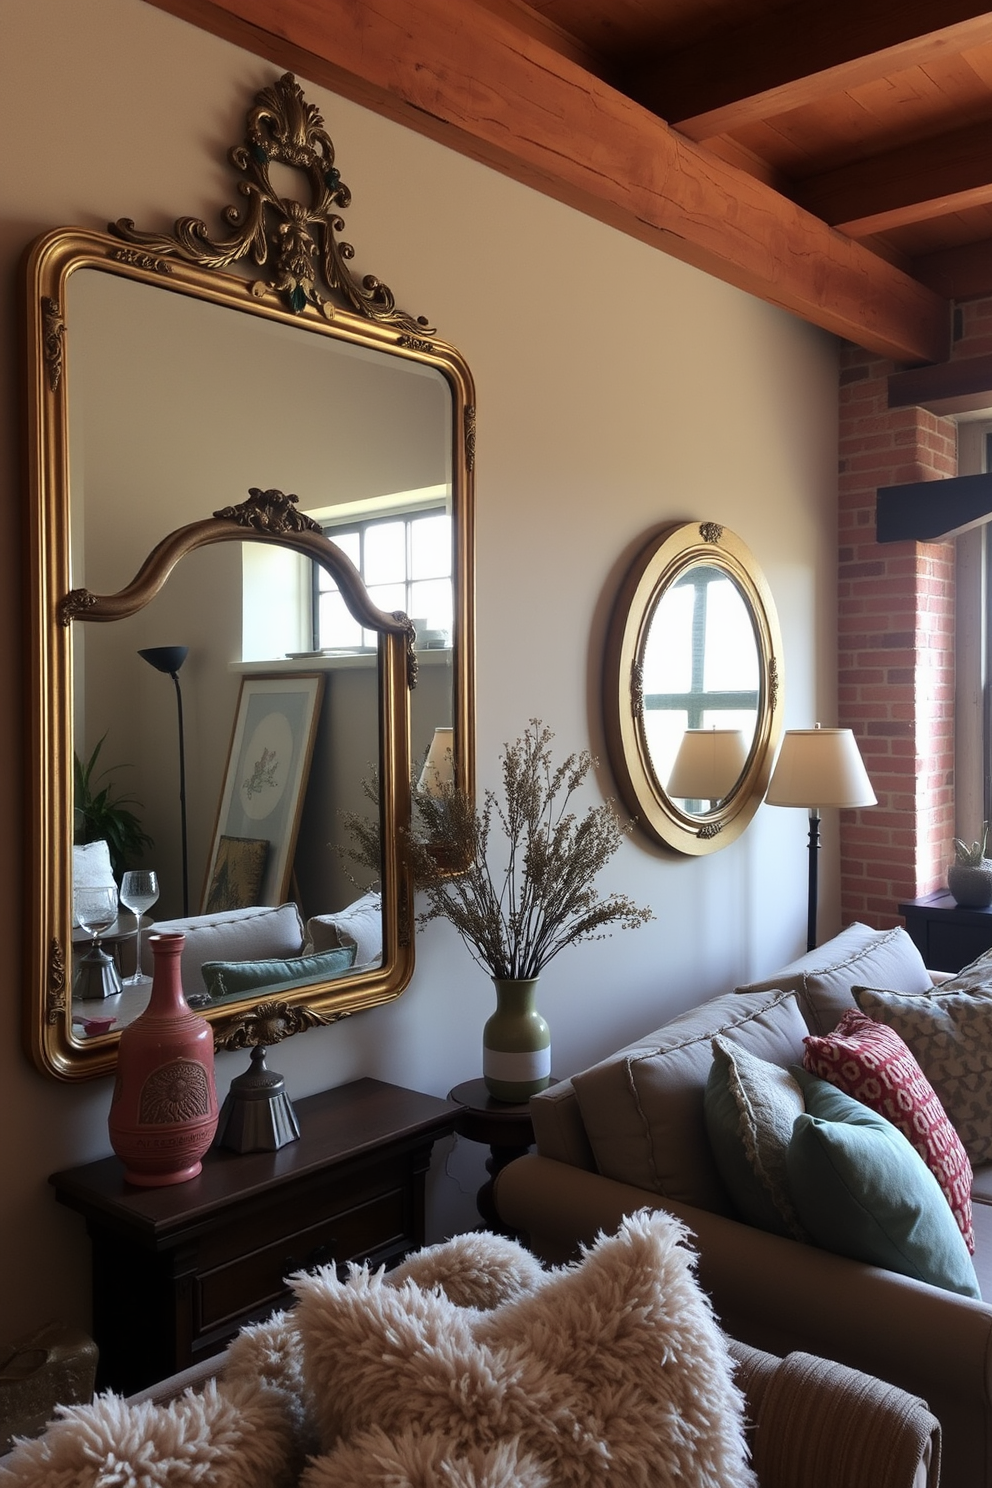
899;891;992;973
50;1078;458;1394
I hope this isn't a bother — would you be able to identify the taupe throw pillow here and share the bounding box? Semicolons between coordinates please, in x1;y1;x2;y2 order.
853;983;992;1165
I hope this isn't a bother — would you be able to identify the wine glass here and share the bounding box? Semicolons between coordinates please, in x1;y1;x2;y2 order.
119;870;160;986
74;884;121;1000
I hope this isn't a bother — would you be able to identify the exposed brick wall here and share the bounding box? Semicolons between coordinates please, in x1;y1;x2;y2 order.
837;346;957;928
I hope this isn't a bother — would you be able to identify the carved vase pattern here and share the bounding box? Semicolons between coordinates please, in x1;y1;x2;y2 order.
108;932;218;1186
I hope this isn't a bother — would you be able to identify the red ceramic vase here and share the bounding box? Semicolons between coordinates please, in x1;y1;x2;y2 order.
108;932;218;1186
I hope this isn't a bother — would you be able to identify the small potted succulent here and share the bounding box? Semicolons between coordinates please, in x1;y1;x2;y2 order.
948;824;992;908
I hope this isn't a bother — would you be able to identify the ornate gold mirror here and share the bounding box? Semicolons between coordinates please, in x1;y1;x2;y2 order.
604;522;782;855
24;74;475;1079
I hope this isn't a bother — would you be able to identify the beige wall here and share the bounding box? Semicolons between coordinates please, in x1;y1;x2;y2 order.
1;0;839;1339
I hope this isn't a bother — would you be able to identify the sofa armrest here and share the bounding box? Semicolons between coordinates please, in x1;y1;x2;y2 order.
730;1340;939;1488
495;1154;992;1488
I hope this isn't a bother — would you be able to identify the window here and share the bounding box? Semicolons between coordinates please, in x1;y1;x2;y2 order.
314;506;452;651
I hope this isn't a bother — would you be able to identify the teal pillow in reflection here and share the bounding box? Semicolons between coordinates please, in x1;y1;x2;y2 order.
201;943;357;1001
788;1068;981;1298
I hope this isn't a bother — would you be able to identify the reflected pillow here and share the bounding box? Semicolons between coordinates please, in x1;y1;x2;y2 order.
202;944;357;999
307;892;382;969
787;1070;981;1298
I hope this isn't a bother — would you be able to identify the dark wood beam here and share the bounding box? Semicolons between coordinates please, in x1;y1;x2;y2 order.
889;355;992;416
912;238;992;302
797;119;992;237
142;0;951;364
628;3;992;142
877;472;992;543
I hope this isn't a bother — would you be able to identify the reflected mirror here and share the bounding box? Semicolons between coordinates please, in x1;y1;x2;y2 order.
604;522;782;854
24;74;475;1079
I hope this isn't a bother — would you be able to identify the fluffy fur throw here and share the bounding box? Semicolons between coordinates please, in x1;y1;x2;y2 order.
0;1216;753;1488
295;1212;755;1488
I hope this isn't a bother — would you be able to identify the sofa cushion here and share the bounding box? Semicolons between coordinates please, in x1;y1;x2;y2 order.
293;1211;756;1488
704;1036;807;1240
202;944;357;1000
854;982;992;1169
306;892;382;970
788;1070;981;1298
737;923;932;1034
803;1008;974;1251
572;989;808;1213
148;902;306;992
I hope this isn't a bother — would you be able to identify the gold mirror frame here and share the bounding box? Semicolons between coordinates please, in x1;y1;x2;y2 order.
24;74;476;1080
604;521;783;855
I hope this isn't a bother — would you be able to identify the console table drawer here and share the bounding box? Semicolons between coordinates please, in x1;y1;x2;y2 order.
51;1079;459;1394
194;1189;405;1332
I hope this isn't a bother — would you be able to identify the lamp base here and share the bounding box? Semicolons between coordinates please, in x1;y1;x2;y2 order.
75;944;122;1001
214;1046;300;1153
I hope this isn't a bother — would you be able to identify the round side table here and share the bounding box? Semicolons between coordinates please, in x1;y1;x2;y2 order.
448;1077;553;1230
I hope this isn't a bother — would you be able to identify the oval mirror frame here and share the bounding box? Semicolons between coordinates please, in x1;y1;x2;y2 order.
604;521;783;855
22;76;476;1079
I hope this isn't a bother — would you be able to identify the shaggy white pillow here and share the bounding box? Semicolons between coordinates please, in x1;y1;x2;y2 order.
294;1212;756;1488
0;1374;298;1488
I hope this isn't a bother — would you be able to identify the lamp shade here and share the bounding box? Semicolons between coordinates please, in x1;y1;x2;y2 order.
766;726;877;809
666;728;748;801
417;727;454;796
139;645;189;676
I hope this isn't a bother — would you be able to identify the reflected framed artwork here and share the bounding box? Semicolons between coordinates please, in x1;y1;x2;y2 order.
204;675;325;910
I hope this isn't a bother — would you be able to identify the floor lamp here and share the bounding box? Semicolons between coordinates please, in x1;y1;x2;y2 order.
766;724;876;952
139;645;190;917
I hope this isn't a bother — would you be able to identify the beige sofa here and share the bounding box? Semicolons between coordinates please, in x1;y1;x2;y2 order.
495;922;992;1488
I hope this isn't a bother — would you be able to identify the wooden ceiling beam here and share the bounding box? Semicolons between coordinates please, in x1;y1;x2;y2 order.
913;237;992;301
628;3;992;142
797;119;992;237
142;0;949;363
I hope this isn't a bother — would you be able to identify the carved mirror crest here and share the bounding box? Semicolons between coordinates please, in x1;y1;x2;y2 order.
604;522;783;855
25;73;476;1079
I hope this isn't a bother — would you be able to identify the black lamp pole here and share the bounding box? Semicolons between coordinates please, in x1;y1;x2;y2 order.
139;646;190;917
806;806;821;953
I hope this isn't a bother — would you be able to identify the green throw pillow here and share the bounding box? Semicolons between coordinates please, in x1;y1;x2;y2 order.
202;943;357;1000
704;1037;807;1239
787;1068;981;1298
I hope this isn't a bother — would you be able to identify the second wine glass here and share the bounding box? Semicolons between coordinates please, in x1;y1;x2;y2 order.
119;870;160;986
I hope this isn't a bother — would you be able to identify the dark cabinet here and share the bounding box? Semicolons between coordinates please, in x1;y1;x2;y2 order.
50;1078;458;1394
899;891;992;974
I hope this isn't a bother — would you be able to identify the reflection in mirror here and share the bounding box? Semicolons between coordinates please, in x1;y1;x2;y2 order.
604;522;783;856
25;74;476;1080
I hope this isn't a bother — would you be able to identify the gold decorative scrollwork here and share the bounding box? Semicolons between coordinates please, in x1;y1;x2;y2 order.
631;660;644;717
769;653;780;711
110;73;434;333
213;486;322;535
110;248;172;275
212;998;336;1052
398;334;435;355
700;522;724;543
41;298;65;393
697;822;724;838
47;939;67;1022
59;589;97;626
465;406;477;473
396;614;419;689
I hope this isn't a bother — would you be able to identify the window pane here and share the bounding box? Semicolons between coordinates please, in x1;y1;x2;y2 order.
318;529;360;593
411;514;451;579
410;578;453;632
364;521;406;585
367;581;407;615
319;590;363;649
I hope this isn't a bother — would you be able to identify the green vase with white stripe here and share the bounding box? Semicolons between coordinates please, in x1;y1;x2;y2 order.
483;978;551;1102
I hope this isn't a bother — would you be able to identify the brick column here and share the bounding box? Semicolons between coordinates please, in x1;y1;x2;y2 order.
837;346;956;928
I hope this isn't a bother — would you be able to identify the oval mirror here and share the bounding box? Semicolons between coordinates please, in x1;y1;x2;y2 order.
23;74;476;1079
604;522;783;854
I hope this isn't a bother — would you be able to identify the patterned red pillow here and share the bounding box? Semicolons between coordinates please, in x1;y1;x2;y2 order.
803;1008;975;1253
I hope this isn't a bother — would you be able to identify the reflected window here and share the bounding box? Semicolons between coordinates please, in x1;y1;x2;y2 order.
642;565;759;789
314;505;452;650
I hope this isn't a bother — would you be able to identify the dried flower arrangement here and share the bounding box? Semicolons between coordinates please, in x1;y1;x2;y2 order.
402;720;654;980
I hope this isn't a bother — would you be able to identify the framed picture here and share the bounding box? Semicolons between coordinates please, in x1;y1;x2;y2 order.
202;674;325;912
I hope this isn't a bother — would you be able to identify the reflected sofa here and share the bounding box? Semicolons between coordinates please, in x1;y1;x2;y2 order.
495;922;992;1488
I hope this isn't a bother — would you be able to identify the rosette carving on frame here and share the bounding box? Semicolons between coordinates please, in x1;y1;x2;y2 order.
213;486;322;535
110;73;434;334
212;999;341;1052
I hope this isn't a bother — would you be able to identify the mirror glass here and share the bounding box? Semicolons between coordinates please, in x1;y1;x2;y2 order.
26;224;475;1080
604;522;782;855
